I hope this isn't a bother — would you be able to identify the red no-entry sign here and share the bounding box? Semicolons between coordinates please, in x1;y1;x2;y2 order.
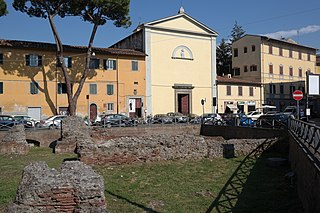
293;90;303;101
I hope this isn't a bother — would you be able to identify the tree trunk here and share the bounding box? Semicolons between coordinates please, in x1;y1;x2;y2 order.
70;23;99;116
48;14;75;115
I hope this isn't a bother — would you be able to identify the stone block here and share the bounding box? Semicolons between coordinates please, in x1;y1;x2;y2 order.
7;161;108;213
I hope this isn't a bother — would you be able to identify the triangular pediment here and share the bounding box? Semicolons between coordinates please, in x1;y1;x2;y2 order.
142;13;218;36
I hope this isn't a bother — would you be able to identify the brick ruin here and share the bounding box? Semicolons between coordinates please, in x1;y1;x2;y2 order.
7;161;107;213
0;124;30;155
77;132;266;166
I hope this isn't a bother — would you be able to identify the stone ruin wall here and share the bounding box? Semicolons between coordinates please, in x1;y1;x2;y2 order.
7;161;107;213
55;116;93;154
78;134;266;166
0;124;30;155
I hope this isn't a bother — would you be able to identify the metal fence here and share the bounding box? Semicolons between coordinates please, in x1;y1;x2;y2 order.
288;119;320;171
1;113;292;131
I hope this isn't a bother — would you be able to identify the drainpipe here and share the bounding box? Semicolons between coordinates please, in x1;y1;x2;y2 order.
116;54;119;114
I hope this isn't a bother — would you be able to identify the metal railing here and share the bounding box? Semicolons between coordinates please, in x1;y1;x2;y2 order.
288;118;320;171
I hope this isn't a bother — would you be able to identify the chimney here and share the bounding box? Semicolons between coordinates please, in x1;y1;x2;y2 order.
228;74;232;78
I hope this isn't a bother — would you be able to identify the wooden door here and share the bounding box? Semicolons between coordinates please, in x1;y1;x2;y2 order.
179;94;189;114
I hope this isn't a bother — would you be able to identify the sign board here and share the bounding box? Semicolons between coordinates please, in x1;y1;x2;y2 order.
306;108;311;116
293;90;303;101
307;74;320;95
129;99;136;113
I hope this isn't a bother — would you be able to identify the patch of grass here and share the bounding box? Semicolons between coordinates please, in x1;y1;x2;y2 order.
96;157;245;212
0;147;77;211
0;148;302;213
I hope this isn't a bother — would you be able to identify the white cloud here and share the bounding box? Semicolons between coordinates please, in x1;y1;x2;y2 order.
263;25;320;39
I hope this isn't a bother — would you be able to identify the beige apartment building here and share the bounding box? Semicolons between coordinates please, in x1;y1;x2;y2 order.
111;7;218;116
232;35;317;111
0;40;146;120
216;76;262;114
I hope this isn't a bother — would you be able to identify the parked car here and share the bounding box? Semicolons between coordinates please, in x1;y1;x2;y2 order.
98;114;137;127
239;114;256;127
36;115;67;129
152;114;173;124
256;113;290;129
283;106;297;118
0;115;18;129
0;115;35;129
201;113;223;125
13;115;37;127
265;111;280;115
246;111;263;121
189;115;202;124
166;112;189;123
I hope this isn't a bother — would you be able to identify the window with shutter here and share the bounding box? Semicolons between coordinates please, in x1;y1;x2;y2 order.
249;87;254;96
57;56;72;68
89;84;97;94
89;58;100;69
27;54;41;67
269;45;273;54
104;59;116;70
0;82;3;94
30;82;39;94
299;68;302;77
226;86;231;96
289;67;293;76
131;60;138;71
279;65;283;75
269;64;273;74
58;83;68;94
233;48;238;57
107;84;114;95
238;86;243;96
107;103;114;111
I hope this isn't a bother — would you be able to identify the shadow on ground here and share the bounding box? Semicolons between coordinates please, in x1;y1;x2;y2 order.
206;138;304;213
106;190;160;213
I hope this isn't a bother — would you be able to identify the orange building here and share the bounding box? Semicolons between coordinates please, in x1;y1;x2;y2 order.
0;39;146;120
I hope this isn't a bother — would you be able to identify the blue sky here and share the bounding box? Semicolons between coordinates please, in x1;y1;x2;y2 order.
1;0;320;50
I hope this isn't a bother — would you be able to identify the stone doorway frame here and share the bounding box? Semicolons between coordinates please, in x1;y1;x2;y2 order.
172;84;194;114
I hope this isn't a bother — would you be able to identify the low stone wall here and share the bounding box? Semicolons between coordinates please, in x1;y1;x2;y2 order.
0;125;30;155
77;134;266;166
91;124;201;140
201;125;286;139
288;135;320;213
7;161;107;213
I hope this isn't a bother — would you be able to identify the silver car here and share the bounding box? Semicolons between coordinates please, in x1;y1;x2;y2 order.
36;115;67;129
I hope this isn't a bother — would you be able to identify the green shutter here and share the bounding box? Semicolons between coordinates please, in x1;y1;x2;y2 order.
107;84;114;95
30;82;38;94
113;60;117;70
38;55;42;66
68;57;72;68
26;55;30;66
90;84;97;94
103;59;107;69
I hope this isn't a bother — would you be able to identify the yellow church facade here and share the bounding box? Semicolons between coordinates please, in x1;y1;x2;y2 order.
111;7;218;116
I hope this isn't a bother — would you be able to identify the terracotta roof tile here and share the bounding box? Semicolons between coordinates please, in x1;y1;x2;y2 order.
217;76;261;85
0;39;146;57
